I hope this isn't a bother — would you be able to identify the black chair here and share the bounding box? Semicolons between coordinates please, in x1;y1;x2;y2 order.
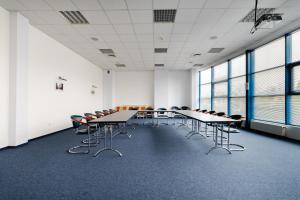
218;115;245;151
181;106;191;110
201;109;207;113
95;111;104;118
68;115;94;154
216;112;225;116
157;108;169;125
208;110;216;115
143;107;154;126
170;106;180;110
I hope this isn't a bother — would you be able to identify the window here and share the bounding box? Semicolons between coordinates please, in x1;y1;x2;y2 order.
200;68;212;110
252;38;285;123
290;30;300;125
291;29;300;62
230;55;246;116
213;63;228;113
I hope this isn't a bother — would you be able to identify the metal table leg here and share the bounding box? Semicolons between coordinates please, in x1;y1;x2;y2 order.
207;124;232;155
94;125;123;157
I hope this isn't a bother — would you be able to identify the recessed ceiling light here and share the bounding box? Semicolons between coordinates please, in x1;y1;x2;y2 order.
59;11;89;24
193;53;201;56
208;48;225;53
153;9;177;23
155;64;164;67
154;48;168;53
210;36;217;40
91;37;98;41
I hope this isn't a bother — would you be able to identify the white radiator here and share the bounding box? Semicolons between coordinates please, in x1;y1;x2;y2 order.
286;126;300;141
250;120;286;137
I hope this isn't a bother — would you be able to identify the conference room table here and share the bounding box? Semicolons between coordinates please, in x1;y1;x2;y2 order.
175;110;239;154
89;110;138;157
89;110;240;156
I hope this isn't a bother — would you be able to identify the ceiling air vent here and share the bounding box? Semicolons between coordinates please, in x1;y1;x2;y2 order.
240;8;275;22
59;11;89;24
115;64;126;68
154;48;168;53
155;64;164;67
153;9;177;23
99;49;114;55
208;48;224;53
193;64;203;67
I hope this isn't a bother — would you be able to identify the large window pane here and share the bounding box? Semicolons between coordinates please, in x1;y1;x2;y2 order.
231;76;246;97
201;68;211;84
290;96;300;125
254;96;285;123
201;84;211;98
214;82;227;97
231;55;246;77
254;67;285;96
291;65;300;92
200;98;211;110
254;37;285;72
213;98;227;113
291;29;300;62
214;62;228;82
230;97;246;116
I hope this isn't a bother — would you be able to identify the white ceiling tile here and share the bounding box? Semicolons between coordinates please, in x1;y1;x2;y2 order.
18;0;52;10
229;0;253;8
195;9;225;24
134;24;153;34
119;34;137;42
154;41;169;48
35;11;69;24
153;0;179;9
178;0;206;8
204;0;233;8
175;9;201;23
219;9;249;23
170;34;188;42
114;24;135;34
81;11;110;24
106;11;131;24
71;0;102;10
130;10;152;23
93;25;116;34
20;11;46;24
45;0;77;10
137;34;153;42
0;0;27;10
125;0;152;9
258;0;287;8
154;23;173;34
281;0;300;8
73;24;96;35
101;34;121;42
172;23;193;34
99;0;127;9
139;42;154;48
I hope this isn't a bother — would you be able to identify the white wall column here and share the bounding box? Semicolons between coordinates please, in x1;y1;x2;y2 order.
190;69;199;110
154;70;169;109
8;12;29;146
103;69;116;109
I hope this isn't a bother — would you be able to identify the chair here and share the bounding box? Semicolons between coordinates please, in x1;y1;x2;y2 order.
218;115;245;151
157;108;169;125
201;109;207;113
102;110;110;116
68;115;94;154
181;106;191;110
95;111;104;118
216;112;225;116
208;110;216;115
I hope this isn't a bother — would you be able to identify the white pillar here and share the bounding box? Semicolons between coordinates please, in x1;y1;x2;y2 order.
103;70;115;109
190;69;199;110
154;70;169;109
8;12;29;146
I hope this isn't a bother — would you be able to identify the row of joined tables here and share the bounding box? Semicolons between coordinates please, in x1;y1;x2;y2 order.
89;110;239;157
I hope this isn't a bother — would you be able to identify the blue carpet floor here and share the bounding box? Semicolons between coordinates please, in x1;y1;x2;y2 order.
0;119;300;200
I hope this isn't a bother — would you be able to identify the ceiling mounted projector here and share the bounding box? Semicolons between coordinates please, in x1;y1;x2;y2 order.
250;0;283;34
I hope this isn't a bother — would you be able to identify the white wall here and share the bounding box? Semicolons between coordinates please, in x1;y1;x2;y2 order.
168;70;190;108
103;70;116;109
27;26;103;139
0;7;10;148
115;71;154;106
154;70;169;108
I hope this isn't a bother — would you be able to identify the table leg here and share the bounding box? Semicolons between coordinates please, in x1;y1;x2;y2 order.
94;125;123;157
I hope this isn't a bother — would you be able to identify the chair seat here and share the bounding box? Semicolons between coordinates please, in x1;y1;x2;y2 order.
218;127;240;133
173;114;183;118
157;115;169;118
